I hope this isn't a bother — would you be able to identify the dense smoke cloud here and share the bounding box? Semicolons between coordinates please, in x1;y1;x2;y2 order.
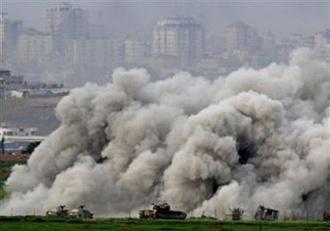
0;48;329;219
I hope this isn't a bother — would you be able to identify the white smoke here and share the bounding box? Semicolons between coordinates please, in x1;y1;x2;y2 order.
0;48;329;219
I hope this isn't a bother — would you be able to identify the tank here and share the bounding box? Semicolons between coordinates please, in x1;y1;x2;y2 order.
254;205;279;221
139;209;156;219
68;205;93;219
231;208;244;221
139;201;186;219
46;205;93;219
45;205;68;218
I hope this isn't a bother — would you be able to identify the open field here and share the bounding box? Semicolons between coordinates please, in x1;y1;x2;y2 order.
0;217;329;231
0;159;329;231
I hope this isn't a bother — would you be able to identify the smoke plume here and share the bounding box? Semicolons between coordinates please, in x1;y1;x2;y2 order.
0;48;329;219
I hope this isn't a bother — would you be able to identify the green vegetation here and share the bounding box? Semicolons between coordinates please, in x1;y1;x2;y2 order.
0;185;6;199
0;162;329;230
0;217;329;231
0;160;26;200
0;161;26;169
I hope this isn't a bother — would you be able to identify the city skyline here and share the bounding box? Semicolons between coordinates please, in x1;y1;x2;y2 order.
2;0;329;39
0;1;330;224
0;1;329;87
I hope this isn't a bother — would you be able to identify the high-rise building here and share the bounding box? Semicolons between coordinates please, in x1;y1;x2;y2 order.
263;31;276;52
124;37;149;65
43;2;89;51
313;29;330;61
16;28;53;66
314;29;330;50
285;33;313;48
72;38;116;70
152;17;205;67
225;21;262;55
0;13;23;67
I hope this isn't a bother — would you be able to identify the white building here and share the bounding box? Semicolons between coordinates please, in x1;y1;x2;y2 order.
0;14;23;67
17;29;54;66
0;126;37;138
263;31;276;52
124;37;149;64
72;38;116;69
152;17;205;67
43;2;89;51
314;29;330;50
225;21;262;55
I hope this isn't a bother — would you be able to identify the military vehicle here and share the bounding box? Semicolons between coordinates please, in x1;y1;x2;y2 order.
231;208;244;221
46;205;93;219
68;205;93;219
45;205;68;218
139;209;156;219
139;201;186;219
255;205;279;220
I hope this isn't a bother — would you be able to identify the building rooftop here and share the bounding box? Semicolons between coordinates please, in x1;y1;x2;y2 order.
227;21;252;29
46;2;73;11
22;28;50;36
156;17;200;27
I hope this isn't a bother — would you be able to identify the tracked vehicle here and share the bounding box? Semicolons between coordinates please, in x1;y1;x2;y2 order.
68;205;93;219
255;205;279;221
139;201;186;219
46;205;93;219
46;205;68;218
231;208;244;221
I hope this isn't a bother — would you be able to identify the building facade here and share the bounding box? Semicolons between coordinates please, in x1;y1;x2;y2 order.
0;14;23;67
314;29;330;50
124;37;149;65
225;21;262;55
17;29;53;66
72;38;116;70
43;2;89;51
152;17;205;67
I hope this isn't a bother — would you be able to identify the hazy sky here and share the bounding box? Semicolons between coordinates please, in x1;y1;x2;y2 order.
2;0;329;39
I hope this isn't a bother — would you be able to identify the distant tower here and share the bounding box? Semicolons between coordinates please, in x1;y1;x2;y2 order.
43;2;89;51
0;13;23;68
124;36;148;64
152;17;205;67
263;30;276;52
0;13;6;68
225;21;262;55
314;29;330;51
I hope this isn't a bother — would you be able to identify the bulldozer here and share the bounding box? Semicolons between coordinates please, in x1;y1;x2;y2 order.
231;208;244;221
254;205;279;221
45;205;68;218
139;201;186;219
68;205;93;219
45;205;93;219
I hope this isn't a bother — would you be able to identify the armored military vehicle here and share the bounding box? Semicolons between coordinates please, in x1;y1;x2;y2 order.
231;208;244;221
46;205;93;219
139;209;156;218
255;205;279;221
45;205;68;218
139;201;186;219
68;205;93;219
